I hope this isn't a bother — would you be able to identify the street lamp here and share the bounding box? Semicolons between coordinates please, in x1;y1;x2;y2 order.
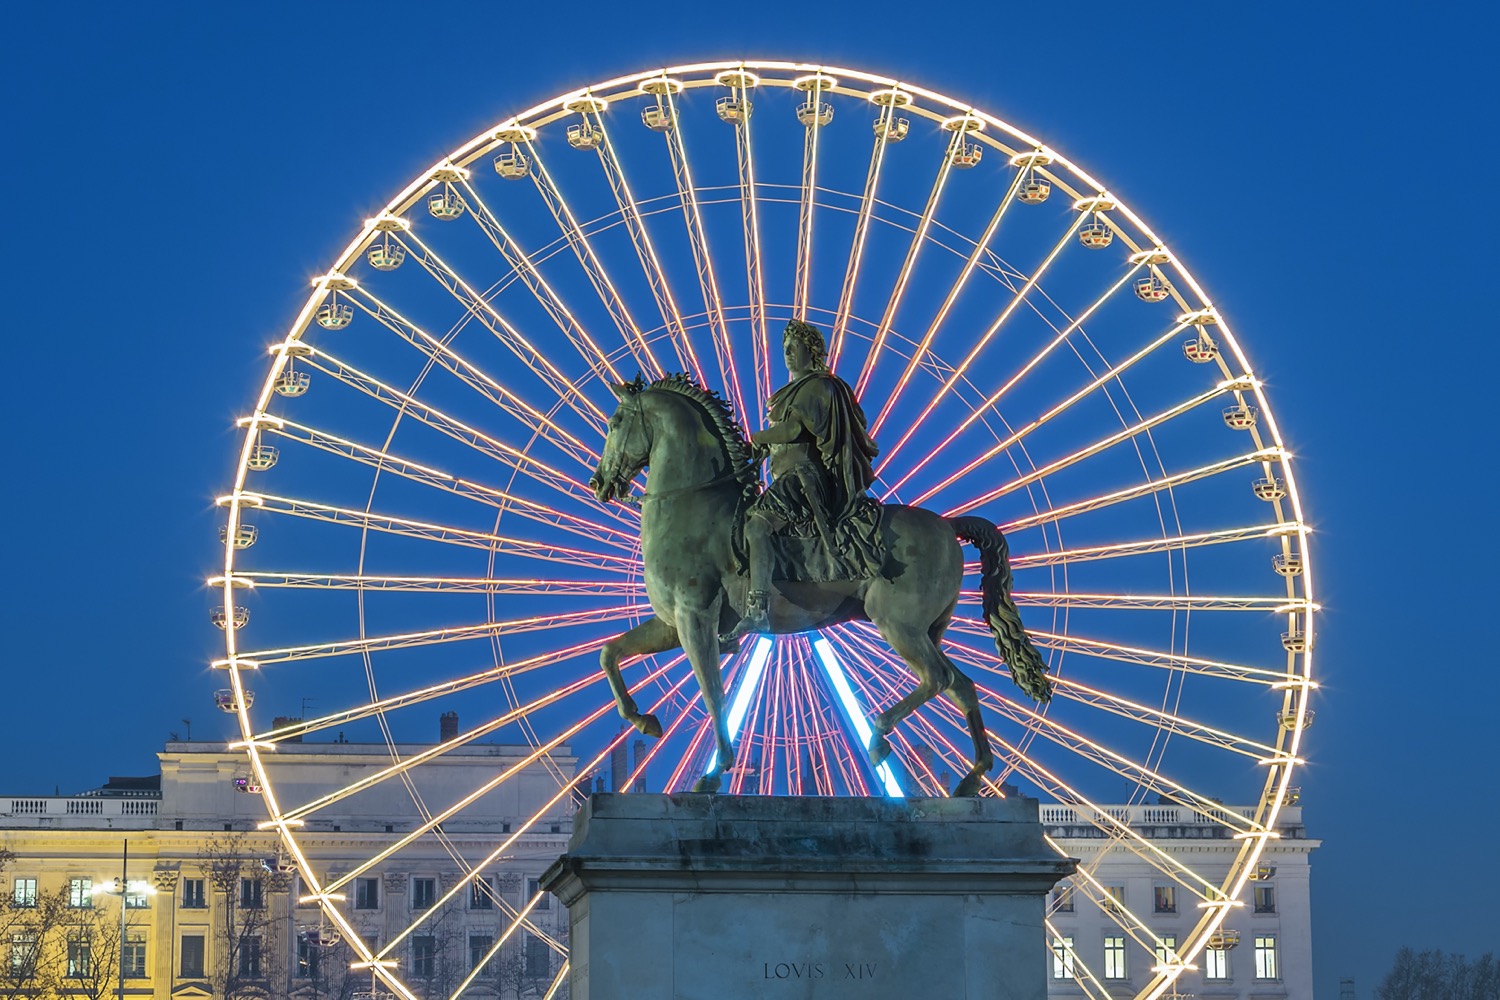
97;841;157;1000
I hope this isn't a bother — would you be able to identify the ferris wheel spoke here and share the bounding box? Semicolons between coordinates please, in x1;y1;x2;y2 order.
934;379;1245;513
891;314;1191;503
233;572;644;597
650;85;751;423
1043;918;1114;1000
1006;522;1297;570
1001;450;1274;533
240;604;645;666
522;139;665;379
453;177;626;385
575;108;709;385
391;229;609;432
829;90;904;365
1012;590;1316;614
852;129;962;397
792;74;831;322
1045;675;1278;760
233;492;638;571
868;163;1031;435
298;347;624;522
720;72;771;411
264;418;636;552
879;263;1146;480
944;617;1290;686
1059;855;1181;964
250;632;617;744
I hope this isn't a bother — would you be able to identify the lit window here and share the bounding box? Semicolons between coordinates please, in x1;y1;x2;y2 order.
1052;936;1076;979
239;878;263;909
238;936;262;978
181;935;205;978
67;935;92;977
1254;935;1279;980
10;933;37;976
412;936;436;978
469;876;495;910
1154;935;1179;970
181;878;206;909
1104;935;1127;980
297;934;321;978
1254;884;1276;914
69;878;93;909
123;934;147;979
1103;885;1125;913
412;877;436;911
354;877;380;910
125;884;150;910
529;877;550;911
12;879;37;908
1205;947;1230;980
1051;885;1074;913
1153;884;1176;913
469;935;494;973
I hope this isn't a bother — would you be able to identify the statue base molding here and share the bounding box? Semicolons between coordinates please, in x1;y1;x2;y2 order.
541;793;1075;999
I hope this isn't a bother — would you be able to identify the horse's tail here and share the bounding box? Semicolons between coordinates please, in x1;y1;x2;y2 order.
950;515;1052;703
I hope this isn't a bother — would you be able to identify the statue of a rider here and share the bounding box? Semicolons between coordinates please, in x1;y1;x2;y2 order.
721;319;882;642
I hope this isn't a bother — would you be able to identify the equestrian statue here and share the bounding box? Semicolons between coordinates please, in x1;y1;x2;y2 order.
588;320;1050;796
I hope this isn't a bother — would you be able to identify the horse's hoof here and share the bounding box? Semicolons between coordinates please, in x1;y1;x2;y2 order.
953;773;985;798
634;714;663;739
692;774;722;794
868;733;893;768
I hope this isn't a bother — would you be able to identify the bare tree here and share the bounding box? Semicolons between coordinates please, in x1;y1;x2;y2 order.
0;851;69;1000
1377;948;1499;1000
200;835;288;1000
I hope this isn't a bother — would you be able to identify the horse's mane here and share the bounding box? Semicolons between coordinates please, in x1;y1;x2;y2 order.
635;373;760;492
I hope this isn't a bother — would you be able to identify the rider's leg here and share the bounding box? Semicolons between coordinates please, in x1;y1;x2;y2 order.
719;511;781;642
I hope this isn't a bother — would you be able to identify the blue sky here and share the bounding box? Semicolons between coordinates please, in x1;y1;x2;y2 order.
0;3;1494;997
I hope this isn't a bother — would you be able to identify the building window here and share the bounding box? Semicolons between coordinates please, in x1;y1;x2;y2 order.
1205;947;1230;980
297;935;321;978
1153;884;1176;913
412;877;436;911
182;878;206;909
1254;935;1279;980
10;933;37;976
1102;885;1125;914
469;876;495;910
1103;935;1127;980
125;885;150;910
1154;935;1179;971
1254;884;1276;914
67;935;92;977
238;936;263;978
355;877;380;910
69;878;93;909
524;934;550;978
12;879;37;908
528;878;549;911
181;935;205;978
1051;936;1076;979
412;936;436;978
1050;885;1074;912
239;878;263;909
469;935;494;973
123;934;147;978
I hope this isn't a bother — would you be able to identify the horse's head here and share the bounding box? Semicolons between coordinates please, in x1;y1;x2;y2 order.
590;376;651;504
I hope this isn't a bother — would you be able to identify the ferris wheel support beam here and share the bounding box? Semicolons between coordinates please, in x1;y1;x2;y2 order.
298;348;630;524
884;207;1092;465
523;140;665;379
343;290;603;473
881;263;1147;483
578;109;709;385
853;131;962;397
394;230;609;431
454;178;624;384
654;86;750;423
936;379;1241;513
829;106;898;367
869;165;1030;436
1043;919;1113;1000
264;418;636;552
1061;852;1181;968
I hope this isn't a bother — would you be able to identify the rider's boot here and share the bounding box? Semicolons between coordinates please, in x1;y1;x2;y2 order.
718;590;770;645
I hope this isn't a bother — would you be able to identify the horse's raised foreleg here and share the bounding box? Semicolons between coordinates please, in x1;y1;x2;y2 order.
678;611;734;793
600;616;680;739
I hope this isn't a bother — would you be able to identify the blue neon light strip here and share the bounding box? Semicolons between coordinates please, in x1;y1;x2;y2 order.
706;636;775;772
812;637;905;797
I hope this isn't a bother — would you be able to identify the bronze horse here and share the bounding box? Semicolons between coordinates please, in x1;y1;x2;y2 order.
588;375;1050;795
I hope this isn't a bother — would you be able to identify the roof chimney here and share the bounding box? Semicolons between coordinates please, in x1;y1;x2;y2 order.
439;712;458;743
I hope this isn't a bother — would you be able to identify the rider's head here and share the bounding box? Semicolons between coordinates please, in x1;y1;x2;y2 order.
783;319;828;370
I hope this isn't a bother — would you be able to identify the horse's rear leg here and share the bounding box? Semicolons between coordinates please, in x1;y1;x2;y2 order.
943;667;995;798
866;621;950;771
600;616;680;739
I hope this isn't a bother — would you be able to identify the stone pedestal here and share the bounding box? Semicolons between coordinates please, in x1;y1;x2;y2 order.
541;794;1075;1000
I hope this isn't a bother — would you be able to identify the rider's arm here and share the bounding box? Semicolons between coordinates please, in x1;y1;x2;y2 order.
751;407;807;446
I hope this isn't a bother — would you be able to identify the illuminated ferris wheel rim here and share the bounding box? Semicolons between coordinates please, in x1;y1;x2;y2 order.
212;58;1317;1000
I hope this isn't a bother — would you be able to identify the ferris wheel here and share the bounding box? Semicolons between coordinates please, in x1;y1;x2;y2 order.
213;60;1316;1000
